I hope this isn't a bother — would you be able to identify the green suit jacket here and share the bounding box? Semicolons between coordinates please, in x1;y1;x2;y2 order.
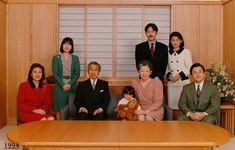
52;54;80;111
178;80;219;116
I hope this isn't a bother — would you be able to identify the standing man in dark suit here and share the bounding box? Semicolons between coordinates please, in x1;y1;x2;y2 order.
178;63;220;124
135;23;168;81
74;61;111;120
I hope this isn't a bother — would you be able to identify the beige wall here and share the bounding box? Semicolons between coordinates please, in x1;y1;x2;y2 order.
0;0;6;128
223;0;235;80
172;5;222;65
6;0;224;125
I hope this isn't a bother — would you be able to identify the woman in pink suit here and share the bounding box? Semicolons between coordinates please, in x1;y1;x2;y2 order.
132;60;164;121
17;63;54;123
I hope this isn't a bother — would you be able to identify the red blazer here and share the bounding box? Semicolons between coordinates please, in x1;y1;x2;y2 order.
17;81;52;123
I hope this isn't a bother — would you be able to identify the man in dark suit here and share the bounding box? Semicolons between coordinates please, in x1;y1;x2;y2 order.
74;61;111;120
178;63;220;124
135;23;168;81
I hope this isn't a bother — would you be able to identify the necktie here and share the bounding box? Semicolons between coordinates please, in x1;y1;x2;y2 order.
197;85;201;98
92;80;96;89
150;43;154;58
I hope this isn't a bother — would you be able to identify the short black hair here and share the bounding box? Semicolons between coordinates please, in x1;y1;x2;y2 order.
145;23;158;32
137;60;153;72
28;63;45;88
190;63;205;75
88;61;101;71
169;31;185;50
60;37;74;54
122;85;136;98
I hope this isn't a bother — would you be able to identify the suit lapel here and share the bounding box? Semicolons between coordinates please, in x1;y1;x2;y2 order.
85;79;94;93
190;83;198;107
58;55;63;72
94;79;102;91
198;81;208;107
144;41;151;58
71;55;74;75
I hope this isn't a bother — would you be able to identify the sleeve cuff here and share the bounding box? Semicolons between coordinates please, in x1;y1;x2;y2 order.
179;71;189;81
186;111;192;116
166;72;172;81
203;112;208;116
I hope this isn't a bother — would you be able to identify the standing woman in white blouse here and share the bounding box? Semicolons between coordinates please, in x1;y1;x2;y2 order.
166;31;193;109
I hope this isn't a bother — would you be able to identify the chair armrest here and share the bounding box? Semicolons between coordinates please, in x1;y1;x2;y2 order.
60;104;70;120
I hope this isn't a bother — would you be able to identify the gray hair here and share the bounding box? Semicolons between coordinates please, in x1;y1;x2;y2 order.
88;61;101;71
137;60;153;71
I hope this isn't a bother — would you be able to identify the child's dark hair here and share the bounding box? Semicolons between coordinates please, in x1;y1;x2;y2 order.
122;85;136;98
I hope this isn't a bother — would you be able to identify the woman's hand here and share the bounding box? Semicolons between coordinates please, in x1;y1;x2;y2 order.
171;74;181;82
135;109;150;115
63;84;71;91
33;109;46;115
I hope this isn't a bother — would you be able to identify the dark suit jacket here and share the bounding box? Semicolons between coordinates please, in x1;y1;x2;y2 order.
178;80;220;116
74;79;111;115
135;41;168;81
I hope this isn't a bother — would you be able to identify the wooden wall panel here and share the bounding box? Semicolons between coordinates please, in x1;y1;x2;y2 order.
223;2;232;72
199;5;222;67
231;0;235;79
223;0;235;80
0;0;6;129
173;5;199;63
7;4;32;124
32;4;57;76
173;4;222;67
7;4;58;124
6;0;224;5
222;0;235;80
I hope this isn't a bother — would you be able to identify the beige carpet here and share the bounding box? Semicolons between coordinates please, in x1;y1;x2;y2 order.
0;125;234;150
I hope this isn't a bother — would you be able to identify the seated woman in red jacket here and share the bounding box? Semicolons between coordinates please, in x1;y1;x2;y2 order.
17;63;54;123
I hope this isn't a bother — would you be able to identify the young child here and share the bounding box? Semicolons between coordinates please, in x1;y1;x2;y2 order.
116;85;140;120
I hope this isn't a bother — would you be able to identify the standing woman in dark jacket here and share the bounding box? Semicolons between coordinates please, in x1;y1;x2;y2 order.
52;37;80;119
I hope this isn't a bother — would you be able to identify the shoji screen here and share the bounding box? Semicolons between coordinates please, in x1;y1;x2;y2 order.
59;6;170;78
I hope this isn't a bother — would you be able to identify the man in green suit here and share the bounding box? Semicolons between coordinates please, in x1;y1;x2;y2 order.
178;63;220;124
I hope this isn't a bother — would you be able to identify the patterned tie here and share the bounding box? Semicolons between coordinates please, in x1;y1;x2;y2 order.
150;43;155;58
197;85;201;98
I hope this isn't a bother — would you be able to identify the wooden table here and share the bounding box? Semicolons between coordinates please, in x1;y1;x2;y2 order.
7;121;230;150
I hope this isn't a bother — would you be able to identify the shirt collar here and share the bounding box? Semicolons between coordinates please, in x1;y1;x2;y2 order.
195;80;204;91
169;48;184;55
90;78;97;85
148;41;156;48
